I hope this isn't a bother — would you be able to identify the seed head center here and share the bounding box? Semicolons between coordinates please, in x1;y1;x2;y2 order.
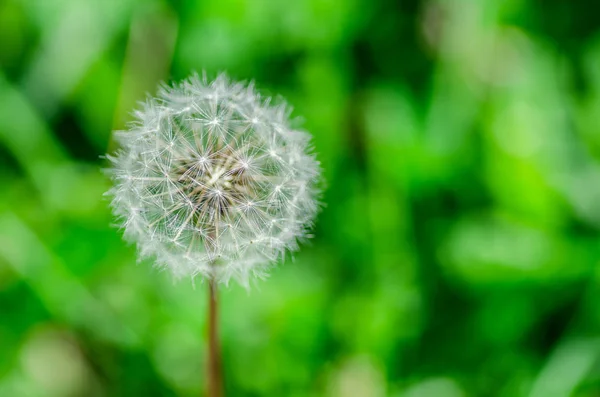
174;151;250;218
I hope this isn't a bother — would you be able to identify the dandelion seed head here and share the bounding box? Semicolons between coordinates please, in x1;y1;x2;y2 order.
107;73;321;285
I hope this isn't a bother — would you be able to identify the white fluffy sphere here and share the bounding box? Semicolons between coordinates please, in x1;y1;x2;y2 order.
107;74;321;286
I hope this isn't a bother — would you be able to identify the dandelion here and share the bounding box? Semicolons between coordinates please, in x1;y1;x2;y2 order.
106;73;321;396
107;73;321;286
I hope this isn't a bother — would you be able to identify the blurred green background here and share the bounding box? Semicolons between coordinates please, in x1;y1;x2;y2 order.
2;0;600;396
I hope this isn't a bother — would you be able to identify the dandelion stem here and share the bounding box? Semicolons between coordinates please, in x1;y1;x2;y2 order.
207;279;223;397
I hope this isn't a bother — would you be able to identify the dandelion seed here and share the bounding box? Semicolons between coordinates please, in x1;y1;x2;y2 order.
106;73;321;286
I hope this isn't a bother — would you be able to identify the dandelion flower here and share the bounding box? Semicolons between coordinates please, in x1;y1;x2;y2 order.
107;73;321;286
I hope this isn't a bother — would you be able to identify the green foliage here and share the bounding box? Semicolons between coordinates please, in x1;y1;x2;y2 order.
1;0;600;395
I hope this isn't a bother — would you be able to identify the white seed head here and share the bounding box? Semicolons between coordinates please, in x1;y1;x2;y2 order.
107;73;321;286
